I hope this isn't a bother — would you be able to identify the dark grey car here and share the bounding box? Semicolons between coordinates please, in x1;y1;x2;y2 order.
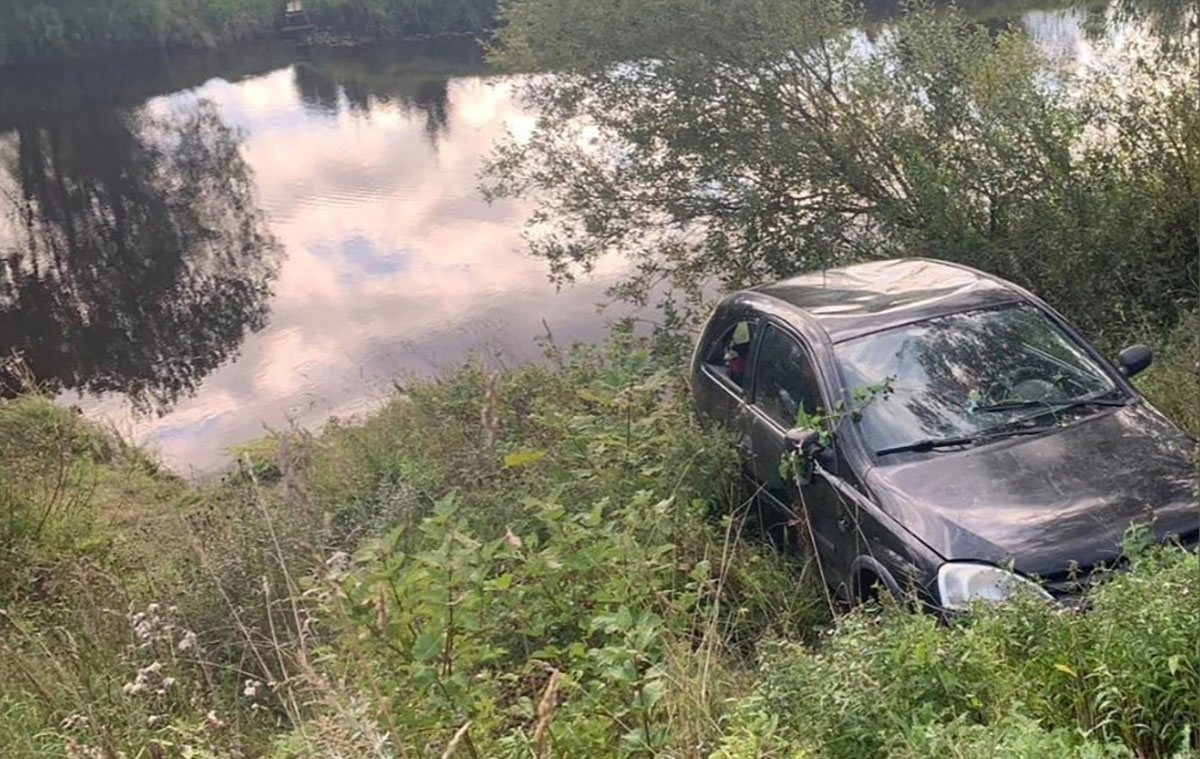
690;258;1197;609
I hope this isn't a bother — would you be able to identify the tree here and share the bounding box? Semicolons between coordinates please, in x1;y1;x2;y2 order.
483;0;1198;345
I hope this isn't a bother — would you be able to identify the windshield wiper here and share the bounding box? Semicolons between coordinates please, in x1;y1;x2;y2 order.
875;425;1050;457
974;396;1128;415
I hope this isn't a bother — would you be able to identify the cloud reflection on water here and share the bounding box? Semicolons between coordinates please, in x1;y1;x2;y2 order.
80;69;630;474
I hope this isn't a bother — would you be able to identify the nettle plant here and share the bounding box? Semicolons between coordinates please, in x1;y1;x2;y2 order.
778;379;894;486
320;492;705;755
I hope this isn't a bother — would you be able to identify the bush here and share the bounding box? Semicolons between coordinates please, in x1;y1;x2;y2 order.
0;0;500;66
0;330;1195;758
728;544;1199;759
485;0;1198;362
1139;312;1200;437
287;330;828;757
0;396;164;600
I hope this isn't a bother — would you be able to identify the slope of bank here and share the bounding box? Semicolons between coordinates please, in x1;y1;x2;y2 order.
0;327;1195;758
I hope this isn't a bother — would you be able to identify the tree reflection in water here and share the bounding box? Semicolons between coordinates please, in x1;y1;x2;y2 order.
0;100;281;410
291;38;487;143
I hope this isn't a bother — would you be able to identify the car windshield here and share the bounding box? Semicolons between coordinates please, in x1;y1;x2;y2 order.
835;305;1124;455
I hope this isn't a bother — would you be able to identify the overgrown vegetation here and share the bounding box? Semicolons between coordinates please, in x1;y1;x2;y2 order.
0;0;498;67
1;0;1197;756
484;0;1198;354
1137;312;1200;437
0;330;1195;758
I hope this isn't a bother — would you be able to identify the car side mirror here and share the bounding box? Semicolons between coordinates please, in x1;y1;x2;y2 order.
786;427;824;457
1118;344;1153;379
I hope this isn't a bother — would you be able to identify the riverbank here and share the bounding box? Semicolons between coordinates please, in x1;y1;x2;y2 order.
0;0;497;69
0;0;1091;71
1;327;1195;758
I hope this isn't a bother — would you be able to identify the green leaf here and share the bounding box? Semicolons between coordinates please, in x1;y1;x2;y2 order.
432;496;460;519
641;678;667;708
412;632;441;662
1053;663;1078;677
576;389;608;404
488;573;514;591
504;449;548;468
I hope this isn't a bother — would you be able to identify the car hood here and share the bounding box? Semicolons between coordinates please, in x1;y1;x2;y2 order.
866;402;1198;578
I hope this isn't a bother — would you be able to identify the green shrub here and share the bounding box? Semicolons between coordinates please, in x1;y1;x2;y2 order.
0;0;500;66
889;715;1135;759
1139;312;1200;437
0;330;1195;759
730;545;1199;759
0;397;115;597
297;331;827;757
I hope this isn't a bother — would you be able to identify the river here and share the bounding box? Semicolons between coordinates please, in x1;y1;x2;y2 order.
0;4;1157;473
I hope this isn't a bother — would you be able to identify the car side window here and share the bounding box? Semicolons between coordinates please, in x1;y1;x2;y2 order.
753;324;824;428
703;319;756;389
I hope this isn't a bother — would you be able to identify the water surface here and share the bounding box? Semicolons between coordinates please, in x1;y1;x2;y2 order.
0;6;1161;473
1;40;633;472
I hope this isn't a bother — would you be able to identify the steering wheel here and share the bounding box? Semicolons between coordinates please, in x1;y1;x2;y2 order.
986;366;1065;404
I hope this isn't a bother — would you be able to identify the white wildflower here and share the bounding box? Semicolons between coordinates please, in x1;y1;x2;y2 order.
504;527;523;549
65;740;105;759
177;630;197;652
123;681;147;696
60;713;88;730
243;679;261;699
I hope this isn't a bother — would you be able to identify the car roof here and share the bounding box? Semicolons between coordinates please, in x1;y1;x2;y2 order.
745;258;1026;343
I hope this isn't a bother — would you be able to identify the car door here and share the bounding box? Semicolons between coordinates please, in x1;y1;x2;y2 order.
693;316;759;429
746;322;853;583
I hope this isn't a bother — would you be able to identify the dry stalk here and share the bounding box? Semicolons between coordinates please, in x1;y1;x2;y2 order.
441;720;473;759
480;372;500;446
532;669;563;758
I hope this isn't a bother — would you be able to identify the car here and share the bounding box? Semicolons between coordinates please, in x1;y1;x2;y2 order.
690;258;1197;610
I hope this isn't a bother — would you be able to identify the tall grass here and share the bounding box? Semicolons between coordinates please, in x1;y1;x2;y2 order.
0;327;1195;758
1138;312;1200;438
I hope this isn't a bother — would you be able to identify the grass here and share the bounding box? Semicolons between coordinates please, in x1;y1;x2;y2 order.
1138;311;1200;438
0;326;1195;758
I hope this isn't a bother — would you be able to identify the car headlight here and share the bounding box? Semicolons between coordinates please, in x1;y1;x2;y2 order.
936;562;1053;610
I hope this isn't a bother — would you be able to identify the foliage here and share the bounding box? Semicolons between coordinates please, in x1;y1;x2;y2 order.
1137;311;1200;438
0;329;1197;758
0;395;171;599
0;0;498;67
778;378;893;483
722;542;1199;759
288;329;828;757
0;331;826;758
306;0;498;37
484;0;1198;350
